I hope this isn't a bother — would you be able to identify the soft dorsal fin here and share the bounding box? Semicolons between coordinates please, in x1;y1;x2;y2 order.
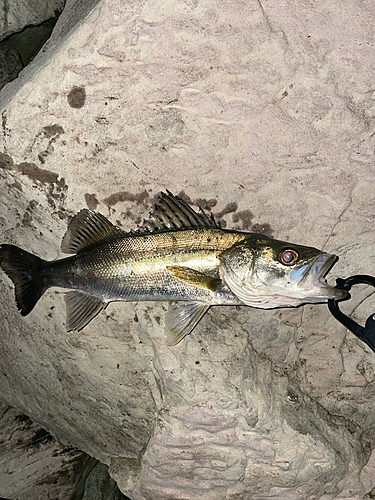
61;209;126;254
136;190;218;233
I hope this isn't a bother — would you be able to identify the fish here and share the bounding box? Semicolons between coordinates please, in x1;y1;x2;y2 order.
0;191;347;345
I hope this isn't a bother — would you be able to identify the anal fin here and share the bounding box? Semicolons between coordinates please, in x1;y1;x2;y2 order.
165;301;209;345
65;291;106;331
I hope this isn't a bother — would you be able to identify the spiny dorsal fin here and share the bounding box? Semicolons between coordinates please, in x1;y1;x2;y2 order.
136;190;218;234
65;291;106;331
165;301;210;345
61;209;127;254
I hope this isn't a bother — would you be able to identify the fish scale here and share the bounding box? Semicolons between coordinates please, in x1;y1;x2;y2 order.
0;191;347;344
44;228;245;303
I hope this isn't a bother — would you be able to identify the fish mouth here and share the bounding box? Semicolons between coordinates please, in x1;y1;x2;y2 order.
297;253;348;300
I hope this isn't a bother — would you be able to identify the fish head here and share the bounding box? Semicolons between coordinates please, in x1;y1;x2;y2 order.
219;235;348;308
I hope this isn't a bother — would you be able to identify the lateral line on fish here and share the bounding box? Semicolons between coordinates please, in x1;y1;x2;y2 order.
0;190;347;345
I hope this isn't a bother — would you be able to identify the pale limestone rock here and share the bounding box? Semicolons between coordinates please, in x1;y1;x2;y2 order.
1;0;375;499
0;402;129;499
0;402;96;499
0;0;65;41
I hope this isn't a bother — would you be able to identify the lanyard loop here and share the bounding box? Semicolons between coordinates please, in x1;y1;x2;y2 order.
328;275;375;353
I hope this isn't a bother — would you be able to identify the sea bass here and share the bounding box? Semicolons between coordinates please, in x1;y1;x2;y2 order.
0;191;347;344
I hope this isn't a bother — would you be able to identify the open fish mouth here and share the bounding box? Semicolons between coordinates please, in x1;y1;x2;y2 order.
297;253;348;300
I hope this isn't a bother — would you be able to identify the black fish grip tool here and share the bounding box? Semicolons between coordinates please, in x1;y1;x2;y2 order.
328;275;375;353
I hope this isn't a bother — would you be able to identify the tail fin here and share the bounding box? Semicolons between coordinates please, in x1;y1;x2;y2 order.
0;244;46;316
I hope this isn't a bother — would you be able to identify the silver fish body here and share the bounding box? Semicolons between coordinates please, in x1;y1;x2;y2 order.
43;228;244;304
0;191;347;344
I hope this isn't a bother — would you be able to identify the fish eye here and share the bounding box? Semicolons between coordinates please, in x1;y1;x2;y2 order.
279;249;299;266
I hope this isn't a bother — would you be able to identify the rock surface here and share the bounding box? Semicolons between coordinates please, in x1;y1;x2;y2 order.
0;402;96;499
0;401;130;499
1;0;375;499
0;0;65;41
0;47;23;91
82;461;129;500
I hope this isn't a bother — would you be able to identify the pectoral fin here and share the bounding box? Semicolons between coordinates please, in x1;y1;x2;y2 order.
165;301;209;345
166;265;221;291
65;291;106;331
